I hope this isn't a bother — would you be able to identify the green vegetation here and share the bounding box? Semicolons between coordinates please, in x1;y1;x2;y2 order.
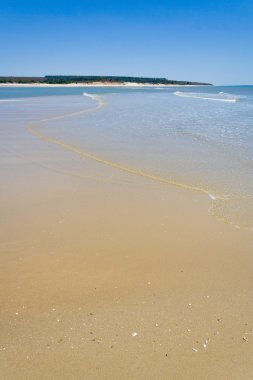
0;77;45;84
0;75;211;85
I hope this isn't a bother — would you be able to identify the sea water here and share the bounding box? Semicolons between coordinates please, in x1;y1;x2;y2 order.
1;85;253;230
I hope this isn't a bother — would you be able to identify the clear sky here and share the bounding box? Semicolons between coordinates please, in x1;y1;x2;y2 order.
1;0;252;84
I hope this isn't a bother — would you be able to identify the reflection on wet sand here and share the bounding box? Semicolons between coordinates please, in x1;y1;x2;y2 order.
1;95;253;379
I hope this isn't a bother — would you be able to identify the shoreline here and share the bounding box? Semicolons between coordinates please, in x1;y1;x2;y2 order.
1;93;253;380
0;82;207;88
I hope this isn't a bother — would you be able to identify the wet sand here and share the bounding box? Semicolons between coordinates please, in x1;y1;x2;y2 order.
1;98;253;379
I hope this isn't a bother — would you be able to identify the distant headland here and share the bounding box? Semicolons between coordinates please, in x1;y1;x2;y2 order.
0;75;212;87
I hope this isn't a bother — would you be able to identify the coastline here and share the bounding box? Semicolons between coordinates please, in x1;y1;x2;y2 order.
1;91;253;380
0;82;205;88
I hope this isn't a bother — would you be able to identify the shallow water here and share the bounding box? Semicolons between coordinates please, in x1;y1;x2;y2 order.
1;86;253;380
1;86;253;229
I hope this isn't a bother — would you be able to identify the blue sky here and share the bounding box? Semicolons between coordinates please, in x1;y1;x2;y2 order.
1;0;252;84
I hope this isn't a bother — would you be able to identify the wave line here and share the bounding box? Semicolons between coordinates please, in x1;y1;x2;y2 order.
27;93;222;201
174;91;240;103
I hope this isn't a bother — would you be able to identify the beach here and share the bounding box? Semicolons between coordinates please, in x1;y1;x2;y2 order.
0;82;201;88
1;88;253;379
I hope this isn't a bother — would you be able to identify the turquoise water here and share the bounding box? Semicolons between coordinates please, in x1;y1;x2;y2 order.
1;86;253;229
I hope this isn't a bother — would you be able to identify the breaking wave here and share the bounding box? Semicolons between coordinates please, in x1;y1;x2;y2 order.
174;91;240;103
83;92;100;101
0;99;24;102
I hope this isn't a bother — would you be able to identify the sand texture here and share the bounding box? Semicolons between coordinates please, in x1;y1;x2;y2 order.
1;95;253;379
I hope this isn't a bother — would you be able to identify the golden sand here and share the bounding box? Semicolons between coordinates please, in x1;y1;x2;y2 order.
1;99;253;379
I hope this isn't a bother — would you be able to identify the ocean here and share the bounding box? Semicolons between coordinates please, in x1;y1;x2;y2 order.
1;85;253;230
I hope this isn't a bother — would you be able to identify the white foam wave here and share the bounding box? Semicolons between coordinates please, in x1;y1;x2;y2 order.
208;193;217;200
174;91;240;103
0;99;24;102
83;92;99;101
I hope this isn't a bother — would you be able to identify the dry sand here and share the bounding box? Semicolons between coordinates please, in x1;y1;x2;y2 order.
0;82;196;88
0;97;253;379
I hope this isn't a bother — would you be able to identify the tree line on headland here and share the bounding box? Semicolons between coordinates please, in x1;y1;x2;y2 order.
0;75;211;85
